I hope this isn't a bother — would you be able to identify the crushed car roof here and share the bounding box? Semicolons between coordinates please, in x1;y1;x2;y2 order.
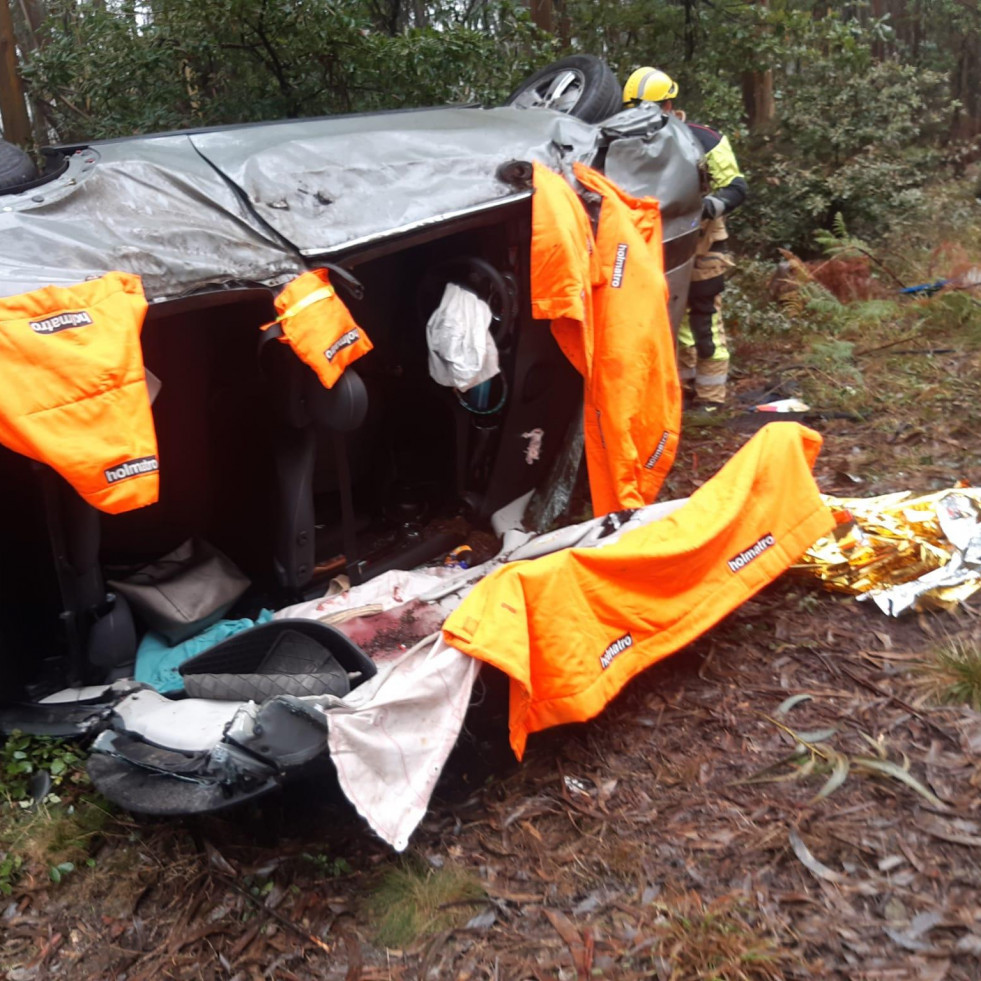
0;105;701;302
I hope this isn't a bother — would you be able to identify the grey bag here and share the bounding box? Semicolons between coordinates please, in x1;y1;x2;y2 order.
109;539;250;644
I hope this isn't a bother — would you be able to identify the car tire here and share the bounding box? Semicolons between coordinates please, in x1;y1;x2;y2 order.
506;55;623;123
0;139;38;192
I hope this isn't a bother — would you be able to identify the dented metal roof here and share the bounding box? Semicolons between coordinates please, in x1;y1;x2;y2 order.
0;104;701;302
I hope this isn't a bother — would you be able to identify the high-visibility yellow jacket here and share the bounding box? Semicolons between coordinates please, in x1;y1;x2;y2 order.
0;272;159;514
686;121;747;253
443;422;833;759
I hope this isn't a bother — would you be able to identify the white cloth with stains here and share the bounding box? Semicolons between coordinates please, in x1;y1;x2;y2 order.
317;634;479;851
274;569;478;850
272;503;694;849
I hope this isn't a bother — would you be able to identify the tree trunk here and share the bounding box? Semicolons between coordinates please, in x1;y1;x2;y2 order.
554;0;570;47
869;0;885;60
16;0;43;40
740;0;775;131
741;69;775;131
952;31;981;139
13;0;50;145
528;0;552;33
682;0;698;62
0;0;31;145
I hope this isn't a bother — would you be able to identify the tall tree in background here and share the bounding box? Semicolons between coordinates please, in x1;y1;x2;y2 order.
952;20;981;137
740;0;775;132
527;0;552;32
9;0;979;146
0;0;31;144
850;0;980;137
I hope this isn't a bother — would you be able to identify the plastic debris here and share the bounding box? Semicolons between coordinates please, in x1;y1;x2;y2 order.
753;397;810;413
521;427;544;464
793;486;981;615
443;545;473;569
899;278;948;295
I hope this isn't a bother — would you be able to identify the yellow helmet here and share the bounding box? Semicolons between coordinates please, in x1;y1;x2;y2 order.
622;67;679;106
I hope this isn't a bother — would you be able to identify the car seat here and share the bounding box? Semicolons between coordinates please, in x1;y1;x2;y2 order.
37;465;137;686
260;337;369;594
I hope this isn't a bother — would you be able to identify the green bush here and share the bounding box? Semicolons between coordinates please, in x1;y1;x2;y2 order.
738;59;954;256
2;731;87;807
23;0;544;141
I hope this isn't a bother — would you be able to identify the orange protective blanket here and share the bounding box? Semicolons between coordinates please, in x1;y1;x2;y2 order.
0;272;158;514
265;268;373;389
529;162;598;376
529;162;680;514
443;422;834;758
573;163;681;508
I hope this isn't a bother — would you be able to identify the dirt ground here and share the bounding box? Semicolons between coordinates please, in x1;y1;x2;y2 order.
3;328;981;981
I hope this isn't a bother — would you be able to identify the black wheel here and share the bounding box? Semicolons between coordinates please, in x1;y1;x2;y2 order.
0;140;38;192
506;55;623;123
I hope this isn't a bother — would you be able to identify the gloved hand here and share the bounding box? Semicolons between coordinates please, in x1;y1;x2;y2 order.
701;195;726;220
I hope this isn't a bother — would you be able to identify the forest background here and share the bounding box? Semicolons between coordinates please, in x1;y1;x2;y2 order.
1;0;980;260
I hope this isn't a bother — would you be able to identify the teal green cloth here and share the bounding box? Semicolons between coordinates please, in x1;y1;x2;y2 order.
134;609;275;693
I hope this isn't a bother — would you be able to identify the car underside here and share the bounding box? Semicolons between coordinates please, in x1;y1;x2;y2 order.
0;79;707;835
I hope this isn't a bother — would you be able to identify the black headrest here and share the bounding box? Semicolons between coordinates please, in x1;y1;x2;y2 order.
303;367;368;433
263;344;367;432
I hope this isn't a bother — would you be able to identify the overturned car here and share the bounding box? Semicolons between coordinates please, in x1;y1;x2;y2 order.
0;58;833;848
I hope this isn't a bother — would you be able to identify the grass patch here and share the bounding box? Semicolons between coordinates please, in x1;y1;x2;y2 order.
918;635;981;711
634;892;799;980
0;795;111;892
1;732;111;895
362;857;485;949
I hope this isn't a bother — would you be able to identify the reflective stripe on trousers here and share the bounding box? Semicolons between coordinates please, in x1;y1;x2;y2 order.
677;342;728;403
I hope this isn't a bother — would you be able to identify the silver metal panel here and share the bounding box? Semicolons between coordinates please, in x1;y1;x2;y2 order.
0;103;701;302
0;136;302;300
188;107;598;252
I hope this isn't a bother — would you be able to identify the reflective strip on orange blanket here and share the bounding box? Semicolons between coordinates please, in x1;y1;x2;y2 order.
443;422;834;759
267;268;373;388
573;163;681;510
0;272;158;514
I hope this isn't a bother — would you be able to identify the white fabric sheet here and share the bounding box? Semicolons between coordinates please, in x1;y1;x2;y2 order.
269;501;691;850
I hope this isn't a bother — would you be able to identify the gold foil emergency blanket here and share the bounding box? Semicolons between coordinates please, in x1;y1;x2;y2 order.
792;487;981;615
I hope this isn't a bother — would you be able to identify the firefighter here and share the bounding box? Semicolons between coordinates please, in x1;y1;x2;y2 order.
623;67;748;409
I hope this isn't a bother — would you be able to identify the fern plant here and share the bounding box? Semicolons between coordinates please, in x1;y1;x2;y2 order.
814;213;905;289
814;213;873;258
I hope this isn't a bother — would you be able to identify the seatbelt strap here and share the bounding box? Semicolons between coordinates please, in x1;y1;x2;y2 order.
333;430;364;586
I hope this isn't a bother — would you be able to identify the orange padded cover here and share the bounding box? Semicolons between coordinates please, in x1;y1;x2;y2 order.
444;423;834;759
530;162;680;514
0;272;158;514
573;162;681;509
267;268;373;389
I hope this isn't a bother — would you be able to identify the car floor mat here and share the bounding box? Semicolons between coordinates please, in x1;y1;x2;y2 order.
179;618;375;700
180;628;350;701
